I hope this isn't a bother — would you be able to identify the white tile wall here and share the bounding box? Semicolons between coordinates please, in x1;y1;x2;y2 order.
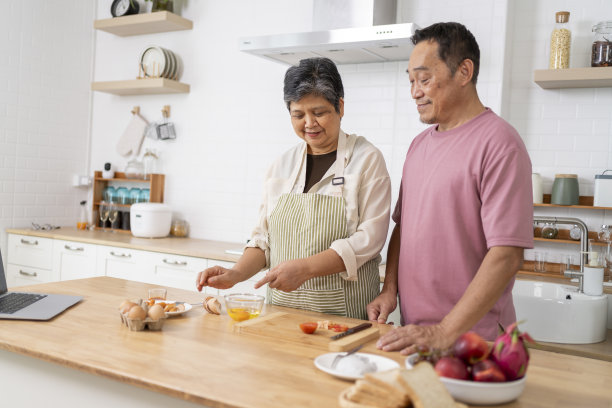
0;0;94;260
2;0;610;270
507;0;612;263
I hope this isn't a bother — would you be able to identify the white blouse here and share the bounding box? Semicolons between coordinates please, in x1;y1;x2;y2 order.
246;131;391;281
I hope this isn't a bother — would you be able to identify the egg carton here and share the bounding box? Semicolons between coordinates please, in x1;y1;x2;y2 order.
119;299;167;331
119;310;167;331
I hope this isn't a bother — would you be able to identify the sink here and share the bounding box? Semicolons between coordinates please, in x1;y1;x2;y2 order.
512;280;608;344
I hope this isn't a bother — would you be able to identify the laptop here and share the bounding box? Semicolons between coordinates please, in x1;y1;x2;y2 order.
0;250;82;320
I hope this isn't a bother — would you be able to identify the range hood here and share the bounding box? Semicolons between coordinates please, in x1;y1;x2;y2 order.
239;0;419;65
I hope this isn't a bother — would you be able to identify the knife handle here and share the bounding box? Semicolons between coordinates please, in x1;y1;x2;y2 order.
330;322;372;340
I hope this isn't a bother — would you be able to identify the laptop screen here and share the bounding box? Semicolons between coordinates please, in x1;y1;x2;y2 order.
0;250;7;294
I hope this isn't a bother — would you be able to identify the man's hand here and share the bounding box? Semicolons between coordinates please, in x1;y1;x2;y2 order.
367;292;397;324
254;259;312;292
376;324;454;355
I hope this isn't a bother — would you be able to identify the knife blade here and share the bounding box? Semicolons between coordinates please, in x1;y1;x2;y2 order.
330;322;372;341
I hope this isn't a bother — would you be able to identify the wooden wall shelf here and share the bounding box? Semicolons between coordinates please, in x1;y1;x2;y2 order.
534;194;612;210
94;11;193;36
534;67;612;89
91;79;190;95
93;171;165;233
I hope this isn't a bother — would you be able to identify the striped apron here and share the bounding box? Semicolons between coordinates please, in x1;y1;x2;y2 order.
267;133;380;319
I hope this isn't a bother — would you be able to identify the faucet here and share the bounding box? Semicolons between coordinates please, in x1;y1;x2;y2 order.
533;216;588;293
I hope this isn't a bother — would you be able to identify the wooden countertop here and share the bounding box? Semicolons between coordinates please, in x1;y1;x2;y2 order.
1;277;612;408
6;227;242;263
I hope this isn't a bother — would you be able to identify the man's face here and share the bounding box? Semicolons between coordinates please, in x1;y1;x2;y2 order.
407;40;463;128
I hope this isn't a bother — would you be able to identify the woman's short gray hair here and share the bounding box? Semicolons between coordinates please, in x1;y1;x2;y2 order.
283;57;344;113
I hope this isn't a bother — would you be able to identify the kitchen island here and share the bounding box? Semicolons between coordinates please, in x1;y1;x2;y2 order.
1;277;612;408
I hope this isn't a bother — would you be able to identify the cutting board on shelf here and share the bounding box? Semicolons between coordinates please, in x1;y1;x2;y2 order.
233;311;379;352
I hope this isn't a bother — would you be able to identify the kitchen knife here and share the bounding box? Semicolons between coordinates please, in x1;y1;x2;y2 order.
330;322;372;341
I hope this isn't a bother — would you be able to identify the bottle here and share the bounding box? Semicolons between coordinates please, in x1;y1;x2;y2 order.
77;200;88;230
549;11;571;69
591;21;612;67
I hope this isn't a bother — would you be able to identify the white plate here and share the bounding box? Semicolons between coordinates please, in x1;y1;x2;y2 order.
155;300;192;316
405;353;526;405
140;46;166;78
314;352;400;381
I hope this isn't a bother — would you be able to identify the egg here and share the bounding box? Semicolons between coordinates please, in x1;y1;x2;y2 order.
127;305;146;320
119;300;137;314
147;304;165;320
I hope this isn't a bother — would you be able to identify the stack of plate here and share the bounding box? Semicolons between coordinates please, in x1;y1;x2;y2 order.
139;46;181;80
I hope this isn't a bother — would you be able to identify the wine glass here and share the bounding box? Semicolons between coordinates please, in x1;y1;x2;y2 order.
108;204;119;232
99;202;109;231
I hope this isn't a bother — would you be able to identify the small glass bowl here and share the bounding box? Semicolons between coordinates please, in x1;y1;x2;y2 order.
224;293;264;322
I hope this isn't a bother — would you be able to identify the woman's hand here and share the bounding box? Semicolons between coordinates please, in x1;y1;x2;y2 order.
376;323;454;355
196;266;245;291
254;259;312;292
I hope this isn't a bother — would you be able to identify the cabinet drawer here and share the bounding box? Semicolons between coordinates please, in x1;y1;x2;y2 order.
7;234;53;270
6;263;52;288
149;253;208;292
97;245;150;283
53;240;99;281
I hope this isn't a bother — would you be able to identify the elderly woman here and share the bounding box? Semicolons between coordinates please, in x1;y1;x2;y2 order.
196;57;390;319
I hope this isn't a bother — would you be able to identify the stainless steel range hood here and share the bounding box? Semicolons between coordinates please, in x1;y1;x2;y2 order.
239;0;419;65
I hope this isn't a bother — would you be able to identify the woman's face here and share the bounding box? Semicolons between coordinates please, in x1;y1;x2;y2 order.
289;94;344;154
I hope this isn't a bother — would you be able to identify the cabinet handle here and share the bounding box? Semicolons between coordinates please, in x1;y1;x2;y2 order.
110;251;131;258
19;270;38;277
163;258;188;266
64;244;84;252
20;238;38;246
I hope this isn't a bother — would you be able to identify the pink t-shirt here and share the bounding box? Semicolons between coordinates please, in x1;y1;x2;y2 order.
393;109;533;340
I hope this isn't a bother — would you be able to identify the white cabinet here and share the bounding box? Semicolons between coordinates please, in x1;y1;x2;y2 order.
97;245;150;284
6;234;54;287
6;264;52;287
53;240;100;281
149;252;208;292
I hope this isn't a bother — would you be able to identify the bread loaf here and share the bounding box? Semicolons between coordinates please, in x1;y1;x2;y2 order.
339;363;466;408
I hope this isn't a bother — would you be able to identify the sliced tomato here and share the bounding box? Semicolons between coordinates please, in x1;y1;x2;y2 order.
329;323;349;332
299;322;318;334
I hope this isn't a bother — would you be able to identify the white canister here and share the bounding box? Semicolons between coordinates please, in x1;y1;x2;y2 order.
583;266;604;296
594;170;612;207
532;173;543;204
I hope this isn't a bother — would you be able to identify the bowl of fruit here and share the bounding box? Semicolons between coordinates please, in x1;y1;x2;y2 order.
405;322;533;405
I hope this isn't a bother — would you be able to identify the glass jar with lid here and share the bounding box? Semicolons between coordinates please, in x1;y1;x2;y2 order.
541;222;559;239
598;225;612;243
549;11;571;69
592;21;612;67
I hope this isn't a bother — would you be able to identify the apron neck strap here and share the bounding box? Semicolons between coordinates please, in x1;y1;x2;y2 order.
331;130;347;195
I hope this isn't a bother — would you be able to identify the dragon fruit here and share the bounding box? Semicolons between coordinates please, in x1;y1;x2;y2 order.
490;322;535;381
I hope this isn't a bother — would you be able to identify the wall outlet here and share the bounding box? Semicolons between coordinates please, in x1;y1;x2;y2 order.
72;174;92;187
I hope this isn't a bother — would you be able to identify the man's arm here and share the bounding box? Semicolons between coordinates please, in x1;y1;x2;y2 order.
376;246;523;354
367;224;400;323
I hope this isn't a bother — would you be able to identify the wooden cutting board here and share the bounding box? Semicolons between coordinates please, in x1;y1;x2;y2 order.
233;311;380;352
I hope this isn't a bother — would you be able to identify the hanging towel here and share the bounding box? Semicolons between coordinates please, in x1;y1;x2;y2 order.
116;114;148;157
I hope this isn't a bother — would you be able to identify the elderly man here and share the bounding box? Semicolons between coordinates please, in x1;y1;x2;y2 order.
368;22;533;354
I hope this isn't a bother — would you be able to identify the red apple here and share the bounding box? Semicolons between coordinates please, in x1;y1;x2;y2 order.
453;331;489;364
472;359;506;382
434;356;469;380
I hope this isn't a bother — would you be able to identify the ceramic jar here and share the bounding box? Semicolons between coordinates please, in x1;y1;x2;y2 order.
532;173;543;204
551;174;579;205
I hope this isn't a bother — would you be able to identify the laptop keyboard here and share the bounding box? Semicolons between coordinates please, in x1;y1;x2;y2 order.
0;293;47;314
